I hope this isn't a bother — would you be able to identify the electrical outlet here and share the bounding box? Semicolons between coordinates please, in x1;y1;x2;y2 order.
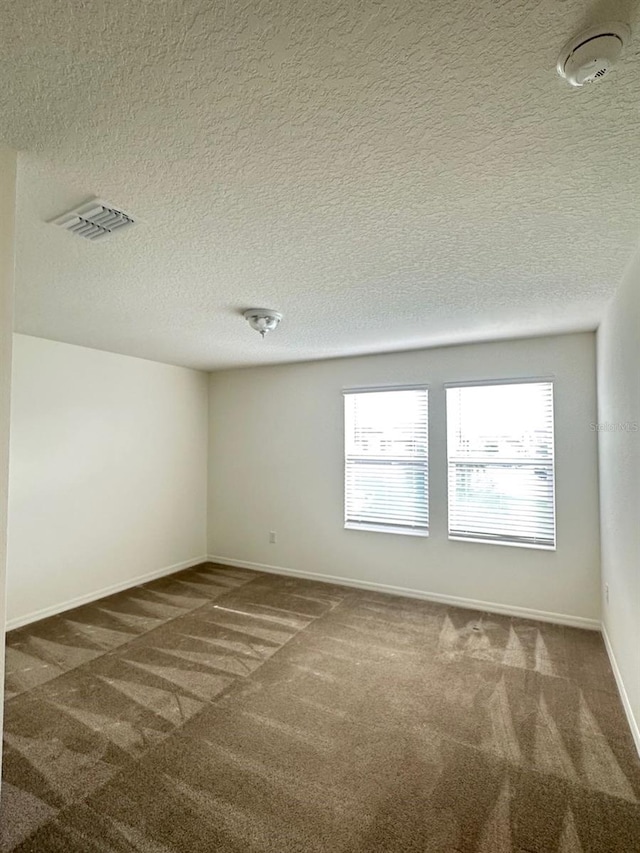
605;583;609;604
269;531;277;544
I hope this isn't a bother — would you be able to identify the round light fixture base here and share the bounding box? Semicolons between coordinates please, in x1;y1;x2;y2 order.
243;308;283;338
557;22;631;87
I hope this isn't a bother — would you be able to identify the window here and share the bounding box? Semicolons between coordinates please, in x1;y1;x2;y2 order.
344;387;428;535
446;381;555;549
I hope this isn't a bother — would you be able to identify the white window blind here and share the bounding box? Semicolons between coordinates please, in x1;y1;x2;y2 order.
344;387;428;535
446;381;555;549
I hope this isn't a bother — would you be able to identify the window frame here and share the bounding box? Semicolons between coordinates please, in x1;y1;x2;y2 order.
445;377;557;551
343;384;430;537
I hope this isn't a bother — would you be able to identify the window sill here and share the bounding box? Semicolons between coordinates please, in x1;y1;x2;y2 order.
448;535;556;551
345;523;429;538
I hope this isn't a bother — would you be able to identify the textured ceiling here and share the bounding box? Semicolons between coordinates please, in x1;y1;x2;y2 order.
2;0;640;369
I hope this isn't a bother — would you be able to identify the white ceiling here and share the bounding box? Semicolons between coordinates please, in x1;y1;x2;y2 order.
2;0;640;370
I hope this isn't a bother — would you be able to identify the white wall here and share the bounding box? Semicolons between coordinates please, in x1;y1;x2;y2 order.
0;147;17;783
208;333;600;625
6;334;209;627
597;248;640;750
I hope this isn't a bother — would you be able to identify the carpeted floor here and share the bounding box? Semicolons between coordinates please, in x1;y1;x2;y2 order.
1;563;639;852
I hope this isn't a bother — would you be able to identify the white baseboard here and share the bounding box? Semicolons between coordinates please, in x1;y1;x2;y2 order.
5;555;209;631
207;555;601;631
602;625;640;758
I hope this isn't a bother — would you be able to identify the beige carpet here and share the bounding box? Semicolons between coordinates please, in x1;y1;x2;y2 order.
1;562;639;852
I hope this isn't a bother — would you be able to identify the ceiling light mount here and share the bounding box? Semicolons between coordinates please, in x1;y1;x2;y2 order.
557;22;631;87
243;308;283;338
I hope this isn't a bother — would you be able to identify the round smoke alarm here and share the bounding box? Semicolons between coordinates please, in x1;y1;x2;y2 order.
557;22;631;87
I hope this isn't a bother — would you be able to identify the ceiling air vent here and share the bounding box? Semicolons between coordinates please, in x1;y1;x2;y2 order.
50;199;135;241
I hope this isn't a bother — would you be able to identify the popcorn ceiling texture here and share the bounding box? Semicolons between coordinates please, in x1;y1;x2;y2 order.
1;0;639;368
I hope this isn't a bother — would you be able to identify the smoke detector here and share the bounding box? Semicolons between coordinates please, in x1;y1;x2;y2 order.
243;308;283;338
50;199;135;241
557;23;631;87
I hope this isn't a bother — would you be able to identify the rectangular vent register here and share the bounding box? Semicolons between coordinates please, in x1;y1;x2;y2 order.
51;199;135;241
